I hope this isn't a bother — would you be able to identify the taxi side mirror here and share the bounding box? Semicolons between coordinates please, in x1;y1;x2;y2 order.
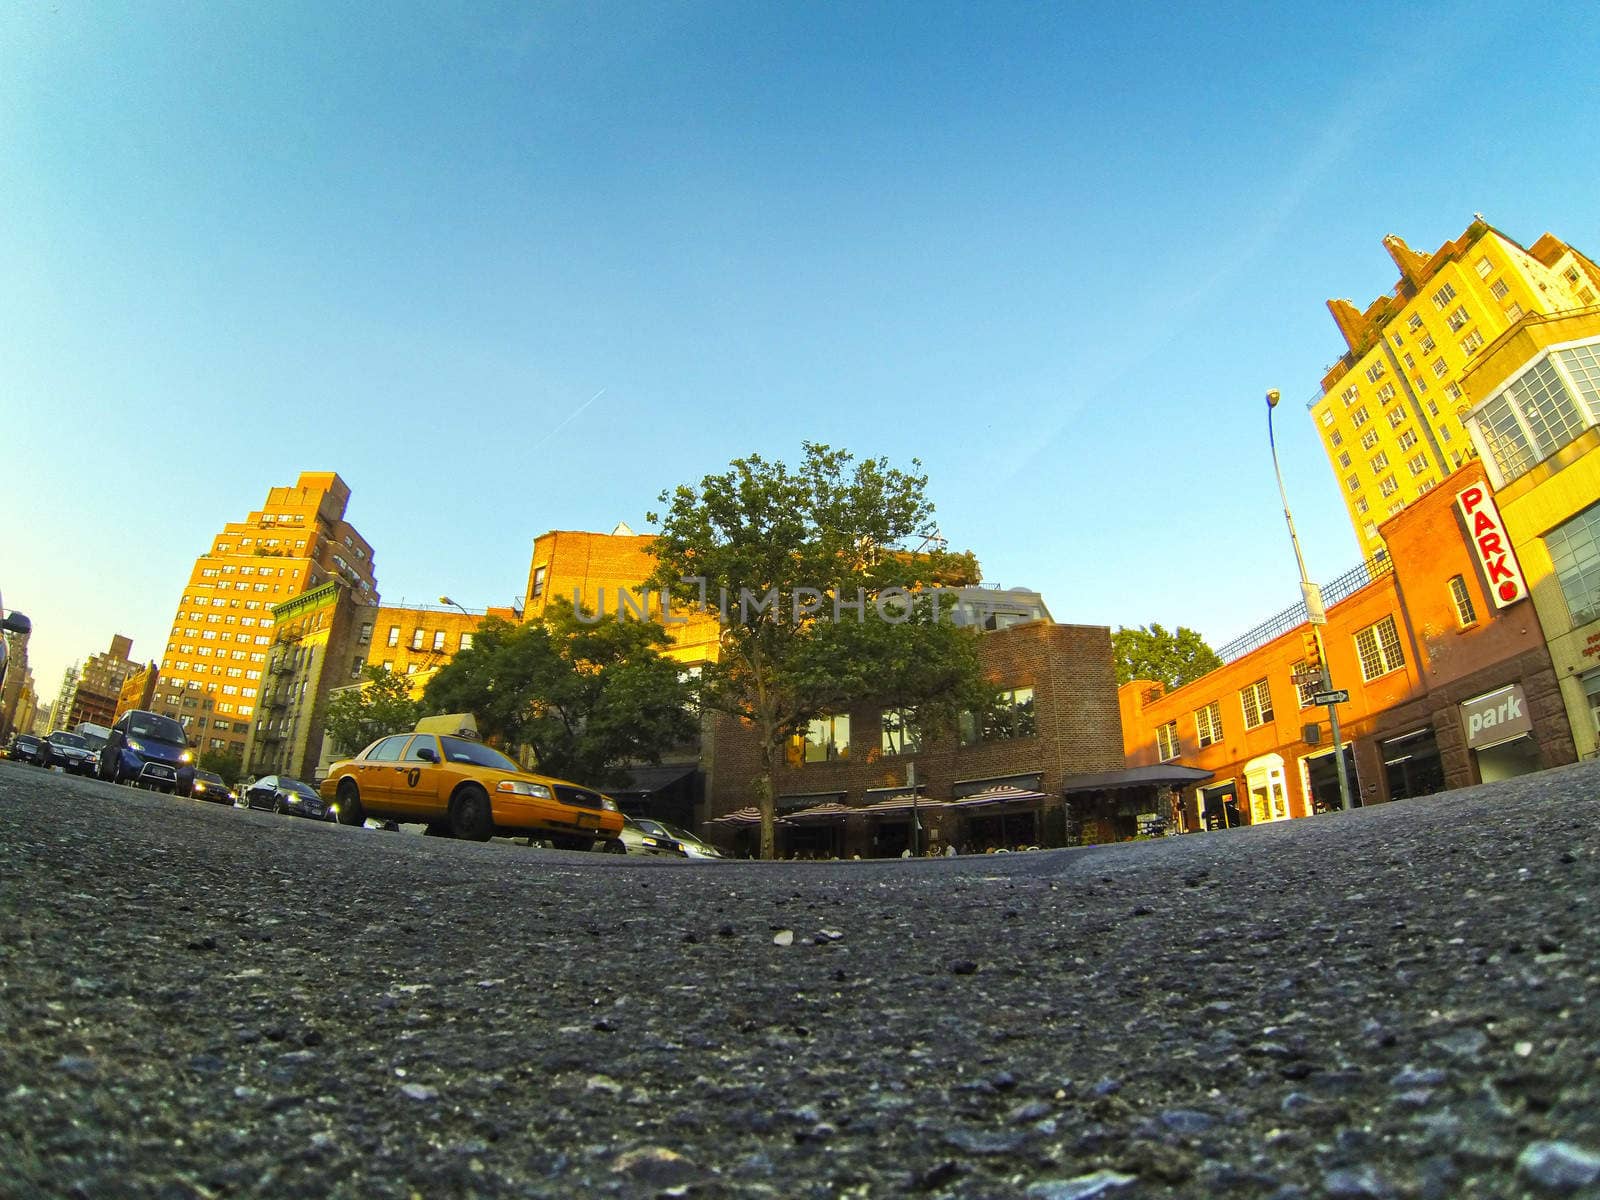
416;747;437;763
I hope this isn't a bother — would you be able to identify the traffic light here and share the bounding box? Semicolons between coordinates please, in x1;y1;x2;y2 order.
1301;631;1323;675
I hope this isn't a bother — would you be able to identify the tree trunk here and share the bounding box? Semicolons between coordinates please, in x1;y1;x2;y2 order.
757;737;777;861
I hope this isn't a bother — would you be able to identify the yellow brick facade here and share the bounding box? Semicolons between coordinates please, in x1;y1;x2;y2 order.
1457;309;1600;758
154;472;377;757
1311;221;1600;558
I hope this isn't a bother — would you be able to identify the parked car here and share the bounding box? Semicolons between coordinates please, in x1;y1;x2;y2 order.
243;775;333;820
0;593;30;693
636;817;725;860
98;710;195;793
610;812;685;856
41;731;98;775
320;729;624;847
189;769;232;804
10;733;45;765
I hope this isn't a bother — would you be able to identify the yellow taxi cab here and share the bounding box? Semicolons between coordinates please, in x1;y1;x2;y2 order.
320;724;624;849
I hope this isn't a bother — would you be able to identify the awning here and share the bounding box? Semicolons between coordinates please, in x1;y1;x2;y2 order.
1059;765;1214;794
947;785;1050;810
784;801;858;824
605;763;698;800
706;806;792;826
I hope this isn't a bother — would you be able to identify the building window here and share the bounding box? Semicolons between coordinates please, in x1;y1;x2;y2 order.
1360;428;1379;451
1397;428;1418;451
1449;575;1478;628
1474;353;1593;483
880;708;922;756
1341;385;1359;405
1475;256;1492;279
1432;359;1448;379
1319;409;1334;427
960;687;1036;745
432;630;446;652
1546;502;1600;628
1431;282;1457;309
1364;361;1386;384
1490;278;1509;301
1379;474;1399;497
531;565;548;600
459;632;474;651
1377;382;1397;403
1445;382;1463;401
1355;615;1406;681
1506;302;1525;321
411;629;425;650
1351;406;1371;428
1345;473;1360;493
1240;679;1274;729
1290;660;1319;708
1420;333;1437;354
360;622;372;644
1355;496;1369;514
1156;721;1180;761
1407;313;1423;332
1446;304;1470;332
1330;429;1343;447
1369;451;1390;475
1194;701;1223;748
1408;453;1430;476
1338;451;1352;469
1388;406;1407;428
1461;329;1485;355
794;714;850;763
405;663;418;675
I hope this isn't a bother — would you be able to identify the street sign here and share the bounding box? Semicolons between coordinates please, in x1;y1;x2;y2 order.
1290;670;1324;686
1312;689;1350;705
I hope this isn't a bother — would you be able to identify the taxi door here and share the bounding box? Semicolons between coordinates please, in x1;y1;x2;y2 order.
351;733;411;810
393;734;449;820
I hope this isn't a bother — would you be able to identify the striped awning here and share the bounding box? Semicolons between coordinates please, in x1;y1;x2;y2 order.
947;785;1050;809
706;805;792;826
783;801;858;824
859;793;946;815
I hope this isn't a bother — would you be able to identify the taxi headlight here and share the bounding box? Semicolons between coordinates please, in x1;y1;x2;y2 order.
601;797;619;812
497;780;552;799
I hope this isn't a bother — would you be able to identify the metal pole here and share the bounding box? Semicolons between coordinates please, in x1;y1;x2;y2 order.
1267;391;1353;813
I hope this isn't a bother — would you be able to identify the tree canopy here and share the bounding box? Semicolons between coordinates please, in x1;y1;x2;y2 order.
323;665;422;756
420;599;698;788
648;442;990;858
1112;623;1223;689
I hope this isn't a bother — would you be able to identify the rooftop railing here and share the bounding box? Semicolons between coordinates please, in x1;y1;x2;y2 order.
1215;554;1394;664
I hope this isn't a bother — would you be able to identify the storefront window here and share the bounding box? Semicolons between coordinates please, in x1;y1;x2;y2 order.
1381;728;1444;801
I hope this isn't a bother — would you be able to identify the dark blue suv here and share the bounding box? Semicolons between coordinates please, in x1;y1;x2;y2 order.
99;710;195;793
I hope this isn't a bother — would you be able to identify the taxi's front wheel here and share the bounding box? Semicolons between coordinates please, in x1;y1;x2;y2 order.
335;779;365;826
449;784;493;842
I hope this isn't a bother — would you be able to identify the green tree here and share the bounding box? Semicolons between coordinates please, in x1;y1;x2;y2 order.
647;443;991;859
421;600;698;787
1112;623;1223;689
198;748;243;788
323;665;422;756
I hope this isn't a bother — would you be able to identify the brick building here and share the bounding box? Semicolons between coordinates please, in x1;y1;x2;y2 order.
367;603;520;696
242;581;376;782
706;616;1143;857
1121;461;1575;829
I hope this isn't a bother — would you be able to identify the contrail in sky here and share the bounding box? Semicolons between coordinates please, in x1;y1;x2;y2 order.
531;387;607;451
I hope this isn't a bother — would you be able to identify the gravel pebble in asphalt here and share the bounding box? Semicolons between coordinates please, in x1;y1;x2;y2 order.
2;759;1600;1198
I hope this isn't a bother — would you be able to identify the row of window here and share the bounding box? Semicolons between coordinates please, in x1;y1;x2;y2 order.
785;688;1038;766
1474;343;1600;485
1155;613;1420;760
380;625;475;653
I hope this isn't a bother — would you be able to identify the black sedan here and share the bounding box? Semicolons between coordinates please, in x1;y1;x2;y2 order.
10;734;45;765
242;775;334;821
42;731;98;775
188;769;233;804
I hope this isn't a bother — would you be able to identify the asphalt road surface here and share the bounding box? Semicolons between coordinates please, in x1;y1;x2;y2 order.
3;759;1600;1200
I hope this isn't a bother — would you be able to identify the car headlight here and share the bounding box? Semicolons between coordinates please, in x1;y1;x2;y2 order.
496;780;552;799
127;738;145;753
601;797;619;812
180;751;193;763
285;793;303;803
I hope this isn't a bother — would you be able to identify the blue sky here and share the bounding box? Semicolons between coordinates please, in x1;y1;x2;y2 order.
4;1;1597;703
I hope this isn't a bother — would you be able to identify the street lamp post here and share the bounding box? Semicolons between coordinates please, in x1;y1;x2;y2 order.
1266;390;1354;813
438;595;469;616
